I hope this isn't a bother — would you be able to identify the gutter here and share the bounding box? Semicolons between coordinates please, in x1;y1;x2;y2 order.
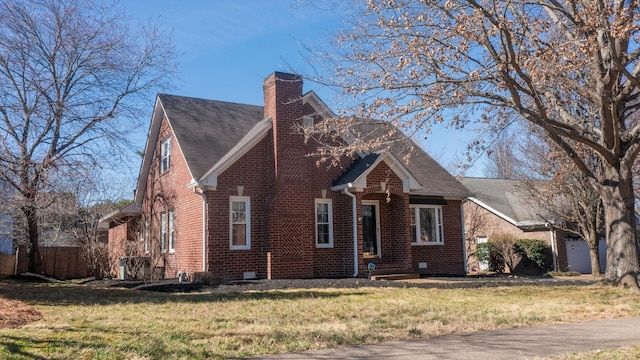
343;189;358;277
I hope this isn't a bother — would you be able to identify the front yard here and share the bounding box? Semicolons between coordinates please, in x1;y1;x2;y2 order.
1;277;639;359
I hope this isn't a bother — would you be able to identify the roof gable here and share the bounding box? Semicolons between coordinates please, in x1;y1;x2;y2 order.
461;177;552;228
332;152;422;192
135;94;264;203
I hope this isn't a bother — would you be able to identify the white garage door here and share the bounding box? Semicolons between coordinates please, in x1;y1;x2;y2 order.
566;238;606;274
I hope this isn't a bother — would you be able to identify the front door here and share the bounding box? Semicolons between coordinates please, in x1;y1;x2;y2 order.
362;202;379;257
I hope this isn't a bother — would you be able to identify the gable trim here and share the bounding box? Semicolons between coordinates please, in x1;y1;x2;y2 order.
196;118;273;190
331;152;422;192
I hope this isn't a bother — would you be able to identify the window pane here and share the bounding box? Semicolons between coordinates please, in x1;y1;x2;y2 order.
232;201;246;223
232;224;246;246
419;208;436;242
317;224;329;244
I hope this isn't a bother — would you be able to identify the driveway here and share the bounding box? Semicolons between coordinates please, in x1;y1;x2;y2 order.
251;316;640;359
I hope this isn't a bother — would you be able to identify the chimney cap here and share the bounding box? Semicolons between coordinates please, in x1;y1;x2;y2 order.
266;71;302;82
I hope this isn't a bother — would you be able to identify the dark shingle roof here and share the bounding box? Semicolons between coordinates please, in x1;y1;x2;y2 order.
333;153;380;186
343;120;471;197
460;177;549;225
158;94;264;179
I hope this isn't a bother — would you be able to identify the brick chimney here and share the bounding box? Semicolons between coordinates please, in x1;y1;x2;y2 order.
263;71;314;279
263;71;304;179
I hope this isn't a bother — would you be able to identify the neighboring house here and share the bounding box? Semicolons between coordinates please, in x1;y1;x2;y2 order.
105;72;471;281
461;177;576;273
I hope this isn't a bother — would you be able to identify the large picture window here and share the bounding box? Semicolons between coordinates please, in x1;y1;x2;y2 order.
160;136;171;173
230;196;250;250
410;205;444;245
315;199;333;248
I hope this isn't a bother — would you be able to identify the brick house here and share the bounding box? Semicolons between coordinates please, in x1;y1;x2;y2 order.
105;72;471;281
461;177;571;273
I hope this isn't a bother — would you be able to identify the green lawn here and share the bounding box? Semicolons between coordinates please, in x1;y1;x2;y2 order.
1;279;639;359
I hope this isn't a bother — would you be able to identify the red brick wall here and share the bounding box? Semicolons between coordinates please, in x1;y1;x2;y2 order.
410;200;465;275
205;136;272;281
141;115;204;279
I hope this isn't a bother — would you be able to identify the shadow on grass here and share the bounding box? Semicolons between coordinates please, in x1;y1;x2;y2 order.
0;331;224;360
0;279;367;307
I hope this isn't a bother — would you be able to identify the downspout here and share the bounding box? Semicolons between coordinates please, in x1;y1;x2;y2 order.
194;186;208;272
460;200;468;274
343;189;358;277
547;223;558;271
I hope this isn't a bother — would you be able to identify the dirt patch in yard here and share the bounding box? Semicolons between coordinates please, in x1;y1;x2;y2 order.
0;297;42;329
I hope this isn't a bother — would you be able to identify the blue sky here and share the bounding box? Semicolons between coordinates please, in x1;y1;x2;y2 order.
116;1;484;196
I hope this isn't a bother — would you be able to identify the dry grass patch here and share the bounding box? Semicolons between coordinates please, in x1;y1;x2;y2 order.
0;280;639;359
0;297;42;328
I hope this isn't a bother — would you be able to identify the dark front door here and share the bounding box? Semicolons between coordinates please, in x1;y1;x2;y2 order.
362;204;378;256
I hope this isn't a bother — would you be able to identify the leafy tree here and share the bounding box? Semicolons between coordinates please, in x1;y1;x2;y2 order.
0;0;177;271
310;0;640;288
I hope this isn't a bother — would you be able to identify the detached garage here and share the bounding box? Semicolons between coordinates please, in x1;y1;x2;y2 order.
565;238;606;274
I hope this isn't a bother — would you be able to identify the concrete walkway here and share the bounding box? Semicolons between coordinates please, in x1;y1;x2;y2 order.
251;317;640;359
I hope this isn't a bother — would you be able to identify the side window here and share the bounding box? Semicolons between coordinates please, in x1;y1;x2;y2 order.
160;212;167;253
168;210;175;252
315;199;333;248
230;196;250;250
160;136;171;173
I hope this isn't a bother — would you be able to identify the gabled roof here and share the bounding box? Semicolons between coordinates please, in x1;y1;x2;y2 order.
333;119;472;198
158;94;264;179
135;94;264;203
134;89;470;202
332;152;422;192
460;177;553;228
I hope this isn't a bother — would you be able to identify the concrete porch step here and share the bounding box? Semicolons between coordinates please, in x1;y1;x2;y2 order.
370;273;421;281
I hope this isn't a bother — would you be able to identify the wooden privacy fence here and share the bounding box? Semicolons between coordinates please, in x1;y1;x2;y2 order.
0;246;91;279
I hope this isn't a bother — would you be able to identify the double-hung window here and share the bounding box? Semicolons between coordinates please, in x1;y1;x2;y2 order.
230;196;250;250
143;218;150;254
160;136;171;173
315;199;333;248
410;205;444;244
160;212;167;253
168;210;175;252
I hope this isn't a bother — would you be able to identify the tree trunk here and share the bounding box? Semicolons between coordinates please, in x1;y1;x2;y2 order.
588;245;601;278
601;165;640;289
23;206;41;273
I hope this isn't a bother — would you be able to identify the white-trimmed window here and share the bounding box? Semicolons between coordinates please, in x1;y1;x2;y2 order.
410;205;444;244
168;210;175;252
315;199;333;248
160;212;167;253
160;136;171;173
143;218;150;254
230;196;250;250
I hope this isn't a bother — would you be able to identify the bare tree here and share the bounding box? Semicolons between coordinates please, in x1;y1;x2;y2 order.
309;0;640;288
513;128;605;277
0;0;177;272
483;130;521;179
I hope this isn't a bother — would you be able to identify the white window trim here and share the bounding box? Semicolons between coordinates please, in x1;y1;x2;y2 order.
230;196;251;250
161;212;167;253
168;209;175;253
410;204;444;245
160;136;171;173
315;198;334;248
